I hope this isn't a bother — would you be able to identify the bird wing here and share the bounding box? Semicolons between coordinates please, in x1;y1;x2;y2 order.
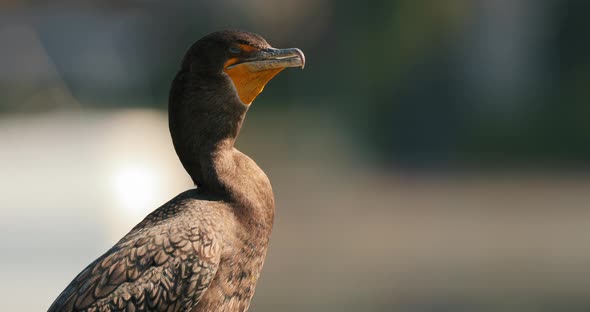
48;219;222;312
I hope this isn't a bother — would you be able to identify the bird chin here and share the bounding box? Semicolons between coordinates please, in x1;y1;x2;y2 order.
224;64;285;105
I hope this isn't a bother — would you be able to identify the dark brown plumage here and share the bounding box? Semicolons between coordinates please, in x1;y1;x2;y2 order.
48;30;304;312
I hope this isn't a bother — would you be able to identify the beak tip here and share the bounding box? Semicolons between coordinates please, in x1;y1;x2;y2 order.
294;48;305;69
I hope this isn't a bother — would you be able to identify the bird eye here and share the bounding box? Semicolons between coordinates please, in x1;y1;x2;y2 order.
229;47;241;54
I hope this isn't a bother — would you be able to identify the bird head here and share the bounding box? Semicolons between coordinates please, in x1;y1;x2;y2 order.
180;30;305;105
169;30;305;186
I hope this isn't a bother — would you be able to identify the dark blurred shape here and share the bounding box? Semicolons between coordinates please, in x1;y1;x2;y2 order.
359;0;590;168
2;0;589;168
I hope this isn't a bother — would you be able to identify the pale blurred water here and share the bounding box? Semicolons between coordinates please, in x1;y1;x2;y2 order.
2;110;590;311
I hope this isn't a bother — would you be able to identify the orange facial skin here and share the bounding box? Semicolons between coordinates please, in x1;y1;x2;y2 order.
224;55;284;105
223;44;304;105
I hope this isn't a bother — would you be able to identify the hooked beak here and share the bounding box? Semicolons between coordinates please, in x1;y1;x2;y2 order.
226;48;305;72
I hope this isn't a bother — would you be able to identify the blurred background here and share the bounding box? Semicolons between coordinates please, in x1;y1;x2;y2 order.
1;0;590;311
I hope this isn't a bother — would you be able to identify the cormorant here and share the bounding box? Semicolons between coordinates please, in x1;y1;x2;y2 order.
48;30;305;312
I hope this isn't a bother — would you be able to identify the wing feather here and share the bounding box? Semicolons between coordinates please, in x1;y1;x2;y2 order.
48;200;223;312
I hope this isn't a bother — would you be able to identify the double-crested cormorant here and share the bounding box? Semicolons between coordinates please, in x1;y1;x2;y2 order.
48;30;305;312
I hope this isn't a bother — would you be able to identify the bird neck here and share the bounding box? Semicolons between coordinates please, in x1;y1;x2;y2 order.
168;71;247;192
201;145;275;225
169;71;274;221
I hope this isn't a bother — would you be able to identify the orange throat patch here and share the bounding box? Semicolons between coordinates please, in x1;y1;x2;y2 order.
224;61;284;105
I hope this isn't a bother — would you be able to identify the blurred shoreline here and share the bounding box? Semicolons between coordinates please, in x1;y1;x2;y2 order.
2;110;590;311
